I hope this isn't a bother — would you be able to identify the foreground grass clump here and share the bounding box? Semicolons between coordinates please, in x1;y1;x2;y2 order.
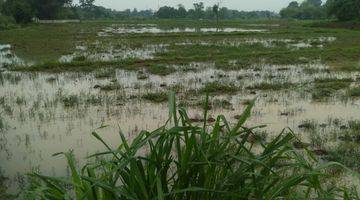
20;93;359;199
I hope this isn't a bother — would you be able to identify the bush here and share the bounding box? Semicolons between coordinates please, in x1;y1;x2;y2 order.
20;93;359;199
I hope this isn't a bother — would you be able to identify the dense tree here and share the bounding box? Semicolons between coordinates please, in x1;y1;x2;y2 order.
1;1;283;24
326;0;360;21
155;6;178;18
177;4;187;18
280;0;326;19
31;0;73;19
213;4;219;22
155;4;278;20
2;0;34;23
303;0;323;7
0;0;4;14
79;0;95;8
193;2;204;18
288;1;300;8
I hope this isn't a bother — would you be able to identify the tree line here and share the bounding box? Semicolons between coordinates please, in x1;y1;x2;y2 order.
155;3;278;19
280;0;360;21
0;0;153;24
0;0;359;26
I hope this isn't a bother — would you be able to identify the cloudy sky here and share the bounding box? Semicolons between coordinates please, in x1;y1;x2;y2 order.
92;0;308;12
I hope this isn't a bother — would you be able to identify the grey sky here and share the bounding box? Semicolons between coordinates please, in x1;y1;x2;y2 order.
93;0;310;12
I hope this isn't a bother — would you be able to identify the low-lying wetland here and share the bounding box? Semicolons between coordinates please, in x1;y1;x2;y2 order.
0;20;360;194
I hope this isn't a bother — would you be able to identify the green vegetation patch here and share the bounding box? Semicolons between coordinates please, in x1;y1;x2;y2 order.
94;69;115;79
325;143;360;171
246;82;294;90
142;92;168;103
312;78;353;100
200;82;239;94
348;87;360;97
147;64;176;76
99;83;122;91
314;77;353;90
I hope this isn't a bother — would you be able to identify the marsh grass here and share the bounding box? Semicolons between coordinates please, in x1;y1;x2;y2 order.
94;70;115;79
246;82;294;90
311;78;353;100
142;92;168;103
348;87;360;97
62;95;80;107
147;64;176;76
314;78;353;90
0;117;4;130
20;92;359;199
300;119;360;171
99;83;122;91
0;169;8;197
200;82;239;94
212;99;232;109
325;143;360;171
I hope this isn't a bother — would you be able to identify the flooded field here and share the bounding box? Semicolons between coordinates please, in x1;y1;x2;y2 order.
98;24;265;36
0;21;360;193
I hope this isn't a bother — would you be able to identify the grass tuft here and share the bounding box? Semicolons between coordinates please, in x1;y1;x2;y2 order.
200;82;239;94
142;92;168;103
246;82;293;90
147;64;175;76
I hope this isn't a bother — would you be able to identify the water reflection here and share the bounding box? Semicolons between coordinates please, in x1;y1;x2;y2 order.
99;26;265;35
0;61;360;192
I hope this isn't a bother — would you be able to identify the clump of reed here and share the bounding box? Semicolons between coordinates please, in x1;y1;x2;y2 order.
21;92;358;199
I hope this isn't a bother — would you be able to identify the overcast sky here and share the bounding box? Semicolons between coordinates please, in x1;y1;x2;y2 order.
92;0;312;12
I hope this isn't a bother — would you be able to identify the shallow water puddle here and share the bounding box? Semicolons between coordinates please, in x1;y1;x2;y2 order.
99;26;266;35
175;37;337;49
59;44;168;62
0;62;359;191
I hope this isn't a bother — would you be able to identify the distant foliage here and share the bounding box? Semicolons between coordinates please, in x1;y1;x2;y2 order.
280;0;326;19
1;0;34;23
0;15;17;30
0;0;154;23
325;0;360;21
155;3;279;19
32;0;72;19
